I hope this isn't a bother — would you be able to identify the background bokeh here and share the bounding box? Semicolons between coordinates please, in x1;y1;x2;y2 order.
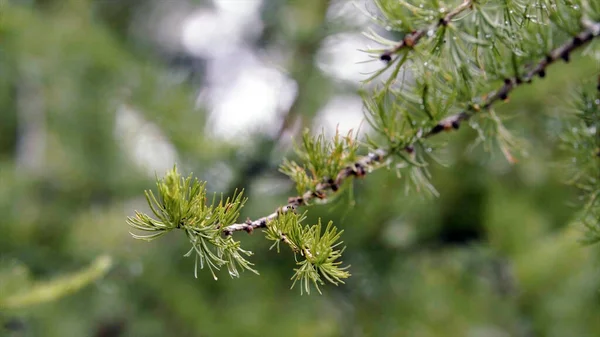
1;1;600;336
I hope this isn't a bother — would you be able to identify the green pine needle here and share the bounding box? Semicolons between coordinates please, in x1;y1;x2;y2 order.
266;213;350;295
128;166;258;280
280;129;360;196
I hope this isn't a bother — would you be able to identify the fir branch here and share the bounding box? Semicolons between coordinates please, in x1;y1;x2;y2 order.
379;0;474;62
424;19;600;138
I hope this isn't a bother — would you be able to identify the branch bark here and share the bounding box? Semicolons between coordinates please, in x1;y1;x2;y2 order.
223;149;388;235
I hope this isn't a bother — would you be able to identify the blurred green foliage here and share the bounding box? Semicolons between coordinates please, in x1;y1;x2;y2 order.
1;1;600;336
1;256;112;310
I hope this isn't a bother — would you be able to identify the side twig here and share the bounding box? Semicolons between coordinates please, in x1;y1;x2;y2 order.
380;0;473;62
424;20;600;137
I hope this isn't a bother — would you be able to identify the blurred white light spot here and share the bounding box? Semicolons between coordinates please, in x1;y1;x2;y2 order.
181;10;235;57
314;95;366;137
205;61;297;142
204;161;235;192
214;0;262;19
115;106;178;176
181;1;263;57
317;33;381;83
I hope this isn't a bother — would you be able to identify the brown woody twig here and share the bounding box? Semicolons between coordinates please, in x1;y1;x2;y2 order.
424;19;600;137
380;0;473;62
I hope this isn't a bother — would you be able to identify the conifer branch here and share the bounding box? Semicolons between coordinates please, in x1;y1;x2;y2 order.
379;0;473;62
222;148;389;235
218;14;599;237
423;20;600;138
127;0;600;293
